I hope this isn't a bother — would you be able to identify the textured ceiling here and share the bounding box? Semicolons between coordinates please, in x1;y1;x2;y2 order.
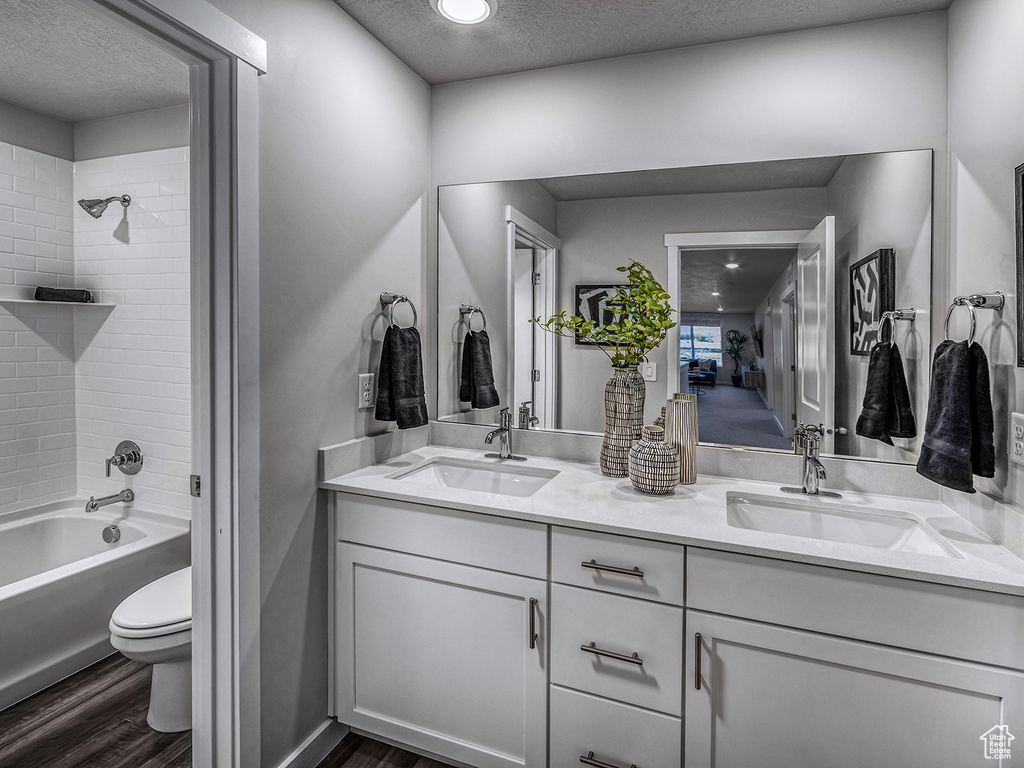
537;156;846;201
0;0;190;124
680;248;796;314
334;0;953;84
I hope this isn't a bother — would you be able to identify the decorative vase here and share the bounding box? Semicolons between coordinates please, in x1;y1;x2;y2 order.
654;406;666;429
672;392;699;435
665;398;698;484
600;365;646;477
628;426;680;495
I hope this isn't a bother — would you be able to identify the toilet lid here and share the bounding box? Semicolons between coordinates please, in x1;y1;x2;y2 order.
111;566;191;632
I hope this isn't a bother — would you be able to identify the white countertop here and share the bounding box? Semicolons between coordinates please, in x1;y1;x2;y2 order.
321;445;1024;597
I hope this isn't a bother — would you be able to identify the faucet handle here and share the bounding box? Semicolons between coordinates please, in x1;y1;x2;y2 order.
106;440;143;478
497;407;512;429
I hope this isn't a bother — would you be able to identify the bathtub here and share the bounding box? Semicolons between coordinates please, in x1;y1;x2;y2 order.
0;499;190;711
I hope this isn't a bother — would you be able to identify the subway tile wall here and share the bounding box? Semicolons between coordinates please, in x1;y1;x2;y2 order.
0;141;191;518
74;148;191;519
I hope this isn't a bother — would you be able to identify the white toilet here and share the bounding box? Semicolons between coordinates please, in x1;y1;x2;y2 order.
109;566;192;733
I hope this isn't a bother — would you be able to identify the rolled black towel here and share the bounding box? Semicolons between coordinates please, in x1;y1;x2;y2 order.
34;286;93;303
459;329;500;410
374;325;428;430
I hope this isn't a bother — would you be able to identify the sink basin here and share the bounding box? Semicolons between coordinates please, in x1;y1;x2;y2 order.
389;458;558;498
726;492;962;559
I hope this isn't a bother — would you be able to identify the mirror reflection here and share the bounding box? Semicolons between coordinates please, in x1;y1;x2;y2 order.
437;149;933;464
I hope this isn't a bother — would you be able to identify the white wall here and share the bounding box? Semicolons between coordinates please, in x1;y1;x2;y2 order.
201;1;432;764
828;150;933;462
948;0;1024;505
437;181;557;421
555;188;826;431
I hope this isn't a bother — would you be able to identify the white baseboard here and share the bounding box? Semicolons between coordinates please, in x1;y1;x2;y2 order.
273;719;347;768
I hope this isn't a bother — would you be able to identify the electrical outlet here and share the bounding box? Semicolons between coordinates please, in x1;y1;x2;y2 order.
1012;412;1024;467
358;373;374;410
640;362;657;381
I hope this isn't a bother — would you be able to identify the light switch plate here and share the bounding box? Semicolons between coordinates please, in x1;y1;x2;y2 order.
640;362;657;381
358;373;374;410
1012;412;1024;466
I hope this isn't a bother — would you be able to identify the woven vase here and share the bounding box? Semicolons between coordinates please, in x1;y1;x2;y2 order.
665;398;698;484
599;365;646;477
628;426;680;495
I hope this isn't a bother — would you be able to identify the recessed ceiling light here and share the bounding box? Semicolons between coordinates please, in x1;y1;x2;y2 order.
725;262;739;269
432;0;496;24
717;307;724;312
710;291;720;296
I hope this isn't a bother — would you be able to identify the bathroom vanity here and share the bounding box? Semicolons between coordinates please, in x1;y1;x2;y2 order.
322;447;1024;768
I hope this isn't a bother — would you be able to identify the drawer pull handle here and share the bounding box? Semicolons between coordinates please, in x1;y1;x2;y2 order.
581;559;644;579
580;751;637;768
529;598;538;650
694;632;702;691
581;641;644;666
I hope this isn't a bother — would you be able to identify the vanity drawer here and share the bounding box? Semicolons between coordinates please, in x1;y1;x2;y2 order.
337;493;547;579
552;526;684;605
550;686;681;768
551;583;683;715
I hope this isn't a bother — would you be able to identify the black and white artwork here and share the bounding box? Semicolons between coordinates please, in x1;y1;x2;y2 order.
850;248;896;356
574;284;624;346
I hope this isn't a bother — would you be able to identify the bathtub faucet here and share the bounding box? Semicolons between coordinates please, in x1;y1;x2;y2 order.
86;488;135;513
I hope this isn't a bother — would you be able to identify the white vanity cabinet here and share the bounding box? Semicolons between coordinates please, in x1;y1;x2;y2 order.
685;548;1024;768
335;494;548;768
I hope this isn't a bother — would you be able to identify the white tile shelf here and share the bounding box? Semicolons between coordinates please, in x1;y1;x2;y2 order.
0;298;116;307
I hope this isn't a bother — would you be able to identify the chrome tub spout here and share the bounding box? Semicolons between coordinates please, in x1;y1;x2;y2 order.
85;488;135;513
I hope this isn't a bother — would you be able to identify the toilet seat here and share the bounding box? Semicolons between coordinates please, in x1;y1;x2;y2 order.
110;566;191;638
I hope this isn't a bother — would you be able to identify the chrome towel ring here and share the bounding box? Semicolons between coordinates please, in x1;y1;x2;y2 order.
879;308;916;347
459;304;487;331
380;292;418;328
943;292;1004;346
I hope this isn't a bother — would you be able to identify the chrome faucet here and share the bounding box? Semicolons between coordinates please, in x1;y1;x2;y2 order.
518;400;540;430
485;407;526;461
105;440;143;477
86;488;135;513
783;424;841;498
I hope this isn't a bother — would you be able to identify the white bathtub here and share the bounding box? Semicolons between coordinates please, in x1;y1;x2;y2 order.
0;499;190;711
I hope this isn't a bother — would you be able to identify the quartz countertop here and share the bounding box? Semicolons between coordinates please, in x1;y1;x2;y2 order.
321;445;1024;597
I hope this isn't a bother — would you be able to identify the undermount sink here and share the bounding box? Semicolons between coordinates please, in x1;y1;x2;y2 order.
389;457;559;498
726;492;962;559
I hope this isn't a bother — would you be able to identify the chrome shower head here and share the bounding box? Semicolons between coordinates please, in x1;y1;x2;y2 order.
77;194;131;218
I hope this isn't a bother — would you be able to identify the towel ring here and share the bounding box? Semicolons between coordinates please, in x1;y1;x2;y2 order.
944;297;977;346
460;304;486;332
878;313;896;347
380;292;418;329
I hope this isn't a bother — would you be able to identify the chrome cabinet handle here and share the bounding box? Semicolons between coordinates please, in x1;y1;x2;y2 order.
529;598;538;650
580;751;637;768
581;559;644;578
694;632;702;691
581;641;643;666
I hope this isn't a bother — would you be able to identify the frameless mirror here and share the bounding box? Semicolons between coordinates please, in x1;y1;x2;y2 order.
436;149;933;464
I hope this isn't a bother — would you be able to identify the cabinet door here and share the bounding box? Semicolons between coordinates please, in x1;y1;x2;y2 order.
686;611;1024;768
337;543;547;768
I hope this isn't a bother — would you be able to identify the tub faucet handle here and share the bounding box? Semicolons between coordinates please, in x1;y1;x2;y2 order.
106;440;143;477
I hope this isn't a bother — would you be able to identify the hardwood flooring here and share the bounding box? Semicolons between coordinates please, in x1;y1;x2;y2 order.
317;733;452;768
0;653;190;768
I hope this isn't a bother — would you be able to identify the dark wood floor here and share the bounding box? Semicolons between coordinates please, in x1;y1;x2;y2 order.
0;654;448;768
0;653;190;768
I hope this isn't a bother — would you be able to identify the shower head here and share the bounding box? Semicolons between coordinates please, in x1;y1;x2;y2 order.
77;194;131;219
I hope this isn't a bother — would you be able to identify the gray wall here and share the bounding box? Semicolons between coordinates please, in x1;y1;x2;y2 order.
0;99;73;160
74;104;189;160
201;1;431;765
948;0;1024;505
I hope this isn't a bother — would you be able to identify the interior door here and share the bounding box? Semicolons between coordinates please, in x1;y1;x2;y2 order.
795;216;836;453
512;246;536;413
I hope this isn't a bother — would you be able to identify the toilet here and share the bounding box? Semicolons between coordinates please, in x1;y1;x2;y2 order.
109;566;192;733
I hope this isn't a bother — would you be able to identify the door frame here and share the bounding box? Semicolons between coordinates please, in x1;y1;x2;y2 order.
81;2;265;766
665;230;810;404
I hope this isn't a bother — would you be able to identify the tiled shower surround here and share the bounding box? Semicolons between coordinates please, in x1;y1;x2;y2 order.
0;141;191;518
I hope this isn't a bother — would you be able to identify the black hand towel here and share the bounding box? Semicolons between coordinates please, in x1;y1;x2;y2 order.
374;325;428;430
459;330;500;410
886;343;917;440
916;340;994;493
34;286;93;303
855;342;895;445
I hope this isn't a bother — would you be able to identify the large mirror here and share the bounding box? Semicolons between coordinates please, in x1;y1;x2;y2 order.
437;149;933;463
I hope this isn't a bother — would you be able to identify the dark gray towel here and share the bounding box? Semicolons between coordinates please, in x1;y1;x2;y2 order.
374;325;428;429
916;340;994;493
856;342;916;445
459;330;500;410
34;286;92;303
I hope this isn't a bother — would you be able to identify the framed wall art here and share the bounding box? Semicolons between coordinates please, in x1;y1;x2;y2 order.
574;284;624;346
850;248;896;356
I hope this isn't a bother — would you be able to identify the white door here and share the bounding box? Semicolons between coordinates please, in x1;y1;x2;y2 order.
686;611;1024;768
336;543;548;768
795;216;836;453
512;246;536;413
